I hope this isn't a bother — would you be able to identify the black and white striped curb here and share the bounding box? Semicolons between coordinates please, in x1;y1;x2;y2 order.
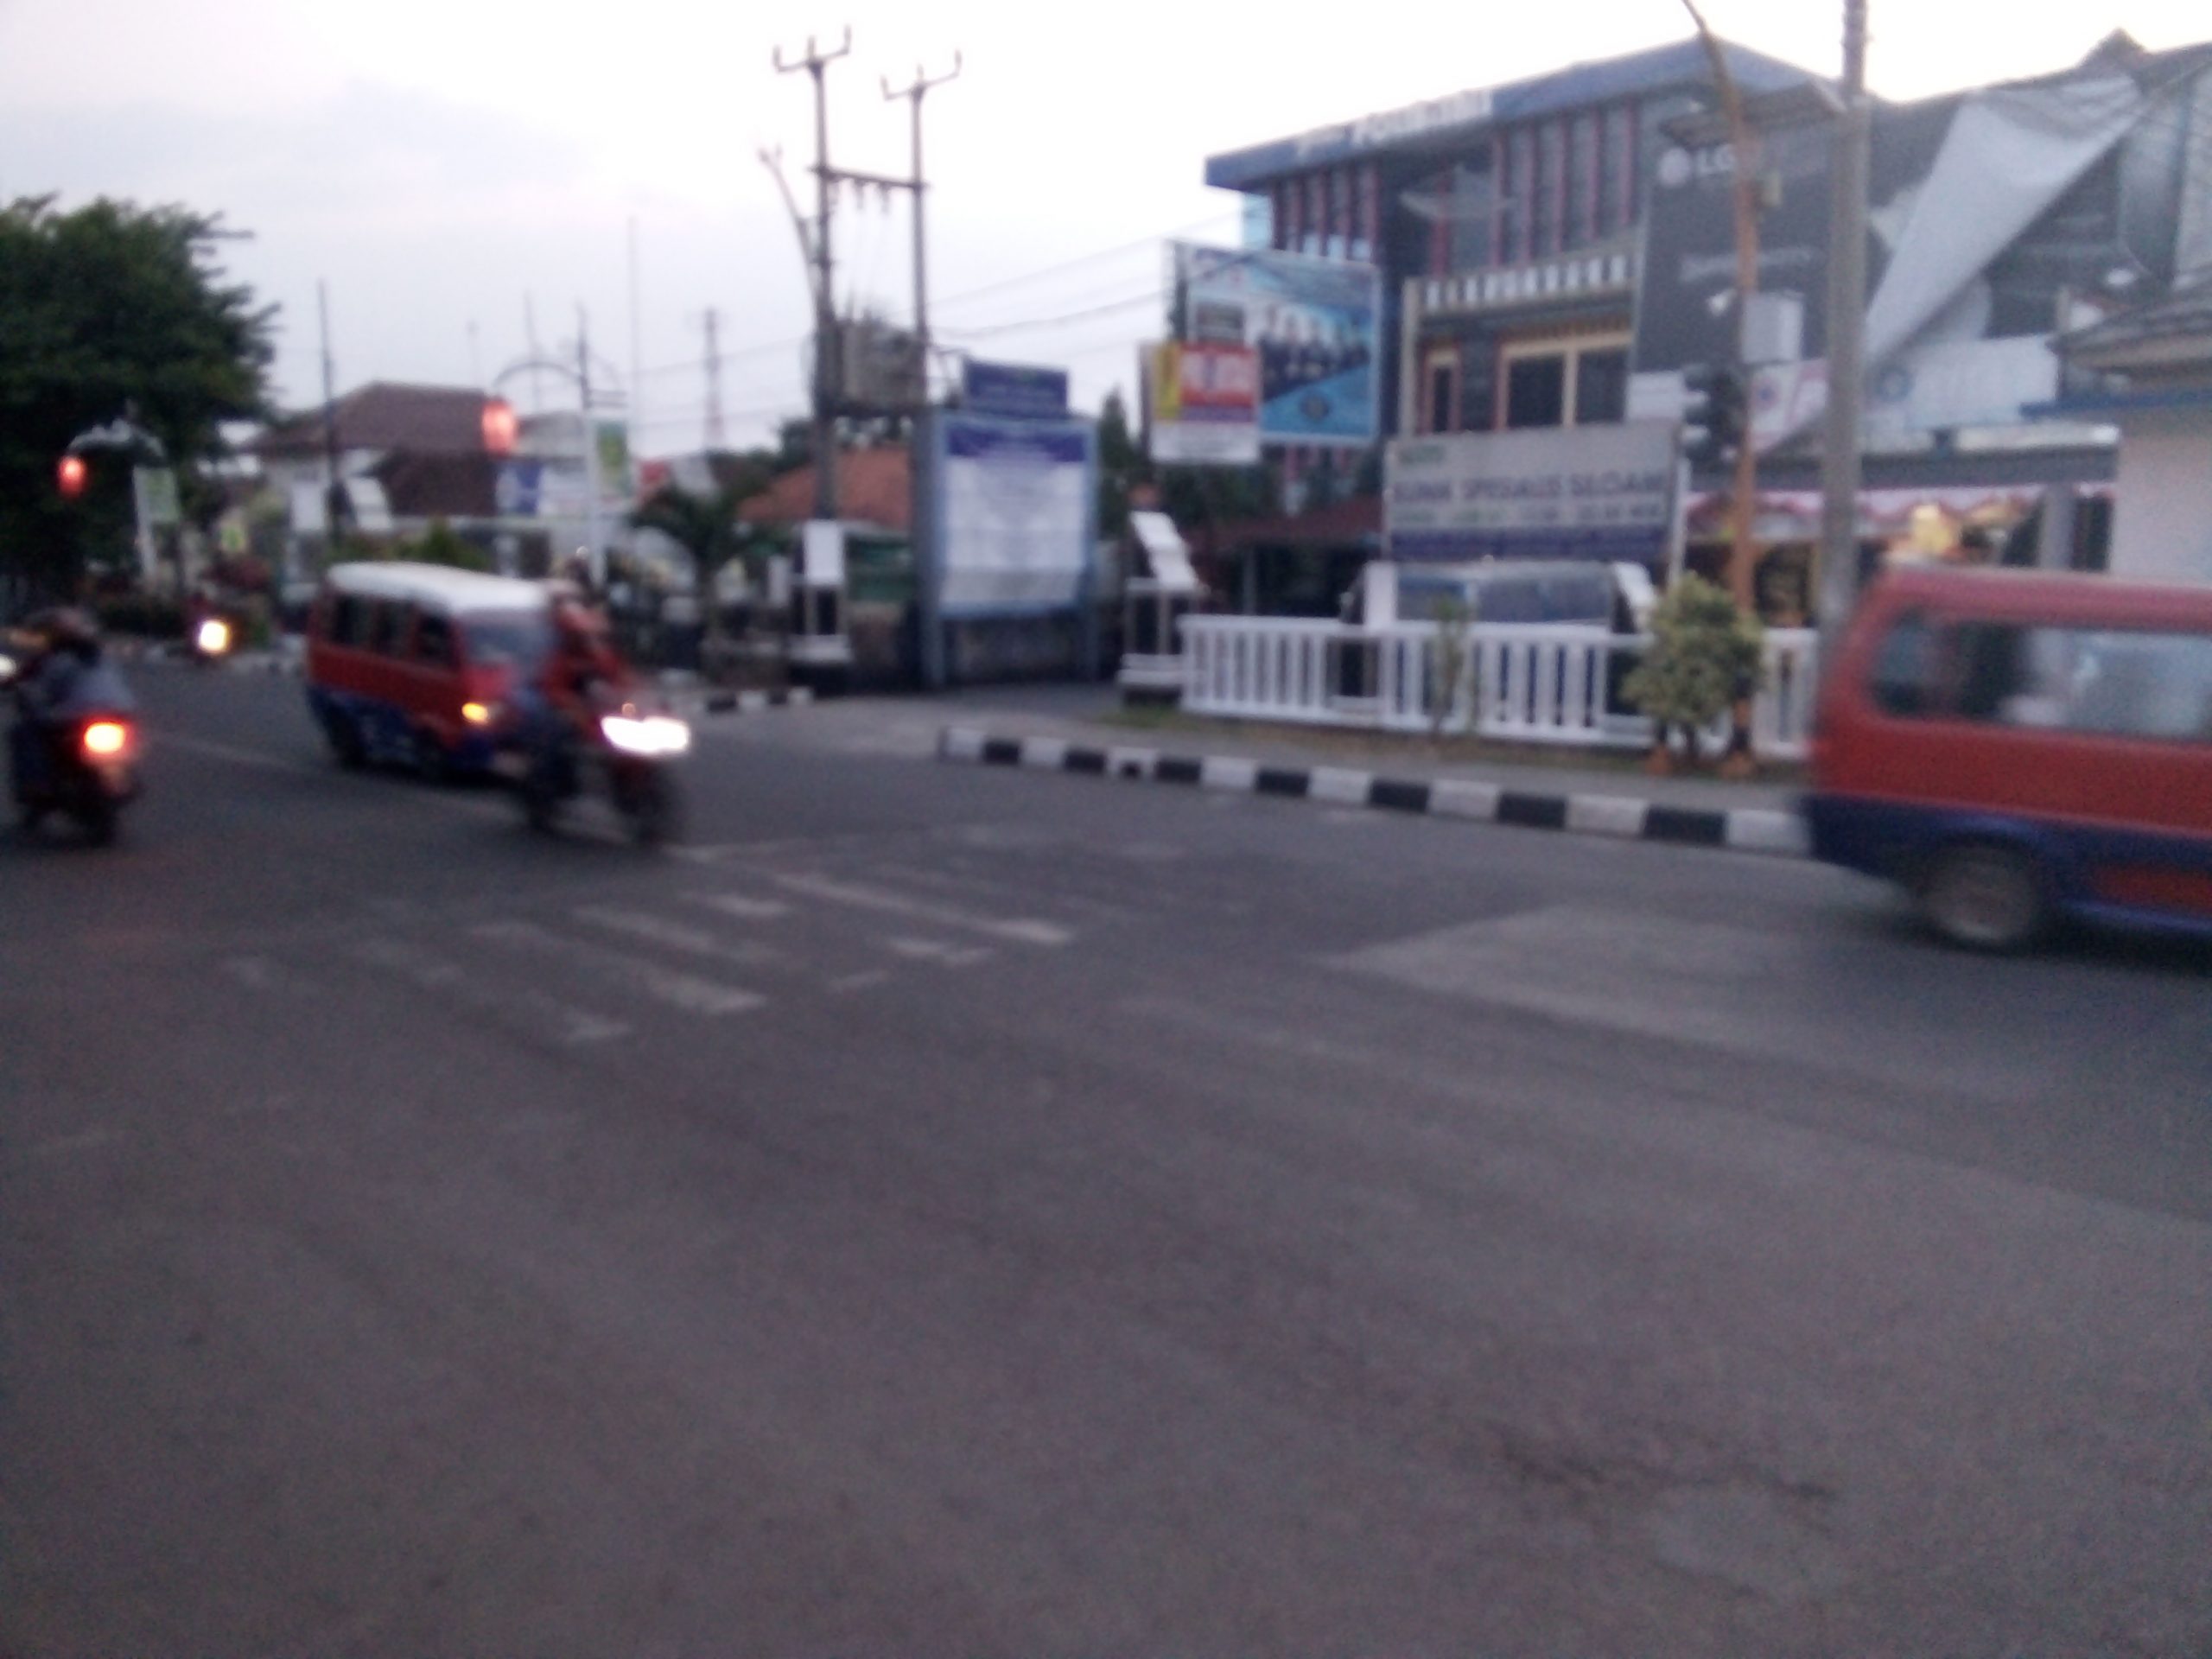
672;686;814;718
938;726;1808;858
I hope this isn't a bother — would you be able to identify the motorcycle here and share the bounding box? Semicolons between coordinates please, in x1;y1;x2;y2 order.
4;649;143;846
501;693;690;847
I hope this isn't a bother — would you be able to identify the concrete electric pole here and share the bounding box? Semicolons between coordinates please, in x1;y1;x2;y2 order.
1817;0;1872;653
773;29;855;524
884;53;963;403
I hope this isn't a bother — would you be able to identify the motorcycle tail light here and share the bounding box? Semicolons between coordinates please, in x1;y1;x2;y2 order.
83;721;130;758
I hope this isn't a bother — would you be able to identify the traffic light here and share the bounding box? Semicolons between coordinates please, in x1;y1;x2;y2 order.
57;454;88;499
1680;363;1747;472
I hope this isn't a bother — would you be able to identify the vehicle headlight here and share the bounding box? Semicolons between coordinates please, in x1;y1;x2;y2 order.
600;714;691;756
196;618;232;654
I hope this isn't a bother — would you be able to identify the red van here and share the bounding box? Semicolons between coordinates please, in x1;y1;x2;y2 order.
1806;567;2212;949
305;563;553;777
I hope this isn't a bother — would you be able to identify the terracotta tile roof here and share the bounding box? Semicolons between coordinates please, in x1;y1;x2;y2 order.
254;381;496;459
371;450;500;519
738;446;911;533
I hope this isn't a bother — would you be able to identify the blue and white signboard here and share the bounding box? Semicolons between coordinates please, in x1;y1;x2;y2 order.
933;413;1097;617
1174;242;1381;448
963;360;1071;422
1386;423;1679;566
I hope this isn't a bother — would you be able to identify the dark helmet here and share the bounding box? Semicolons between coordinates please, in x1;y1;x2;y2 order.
25;606;98;651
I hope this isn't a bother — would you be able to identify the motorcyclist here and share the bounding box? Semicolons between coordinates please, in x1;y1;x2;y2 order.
8;607;127;798
514;595;637;791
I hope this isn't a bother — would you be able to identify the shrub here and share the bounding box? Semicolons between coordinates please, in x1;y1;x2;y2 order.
1623;574;1764;755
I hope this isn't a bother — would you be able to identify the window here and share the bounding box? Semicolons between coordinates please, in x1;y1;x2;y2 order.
1500;334;1630;428
1868;612;1938;717
1601;107;1636;235
1505;355;1566;429
1507;129;1535;263
464;611;554;670
1570;114;1599;248
367;601;409;657
1573;349;1629;424
1535;121;1565;257
327;594;363;646
1449;158;1495;271
1425;350;1459;435
1955;624;2212;742
414;611;455;667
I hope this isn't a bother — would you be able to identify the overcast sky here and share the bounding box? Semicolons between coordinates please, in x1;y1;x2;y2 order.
4;0;2205;457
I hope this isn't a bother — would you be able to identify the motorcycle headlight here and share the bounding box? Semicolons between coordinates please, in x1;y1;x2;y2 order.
600;714;691;757
196;618;232;654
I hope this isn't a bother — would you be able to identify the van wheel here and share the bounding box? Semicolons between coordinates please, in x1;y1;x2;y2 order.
413;731;451;785
1921;843;2047;952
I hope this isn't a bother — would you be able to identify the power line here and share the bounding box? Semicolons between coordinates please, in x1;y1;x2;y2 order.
937;287;1168;340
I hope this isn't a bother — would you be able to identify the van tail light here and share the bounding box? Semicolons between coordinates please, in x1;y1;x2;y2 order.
83;721;131;759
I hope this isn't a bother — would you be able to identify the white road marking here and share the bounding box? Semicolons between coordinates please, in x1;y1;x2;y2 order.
468;921;765;1015
828;969;893;994
688;893;793;921
22;1127;122;1159
884;936;995;967
224;957;281;990
571;905;779;967
355;938;630;1044
766;871;1073;946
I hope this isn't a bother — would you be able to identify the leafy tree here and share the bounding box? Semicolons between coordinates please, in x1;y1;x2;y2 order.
1623;574;1765;764
629;482;760;671
401;519;491;572
0;196;274;605
1096;386;1147;539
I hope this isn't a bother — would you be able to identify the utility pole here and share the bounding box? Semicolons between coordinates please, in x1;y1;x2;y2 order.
701;308;728;449
1818;0;1872;655
775;29;855;524
577;305;605;590
884;52;962;403
318;280;345;552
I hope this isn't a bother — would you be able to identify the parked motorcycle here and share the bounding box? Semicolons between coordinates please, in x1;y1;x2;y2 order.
4;632;143;846
502;695;690;847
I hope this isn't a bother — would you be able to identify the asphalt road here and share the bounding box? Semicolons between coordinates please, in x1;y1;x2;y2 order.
3;666;2208;1656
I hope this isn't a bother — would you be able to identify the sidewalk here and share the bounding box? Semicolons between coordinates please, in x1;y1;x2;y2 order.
931;684;1810;858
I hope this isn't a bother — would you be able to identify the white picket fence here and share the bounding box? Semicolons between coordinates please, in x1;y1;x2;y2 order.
1180;617;1820;760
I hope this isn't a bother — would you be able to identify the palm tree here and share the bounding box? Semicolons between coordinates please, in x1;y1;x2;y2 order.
629;482;752;678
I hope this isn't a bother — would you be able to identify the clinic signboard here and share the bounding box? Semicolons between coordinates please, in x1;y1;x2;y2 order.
963;359;1070;422
1173;242;1381;447
1386;422;1678;565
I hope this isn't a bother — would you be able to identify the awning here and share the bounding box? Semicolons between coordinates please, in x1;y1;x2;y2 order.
1688;481;2113;538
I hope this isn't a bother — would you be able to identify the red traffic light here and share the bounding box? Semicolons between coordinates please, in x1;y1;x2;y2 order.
57;454;88;498
481;398;518;455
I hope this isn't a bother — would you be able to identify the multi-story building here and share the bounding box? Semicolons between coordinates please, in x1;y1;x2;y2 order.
1205;39;1820;448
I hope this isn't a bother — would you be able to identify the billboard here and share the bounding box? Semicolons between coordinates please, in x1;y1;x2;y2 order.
933;413;1096;617
1173;242;1381;447
1635;68;2188;442
1145;340;1262;466
1386;423;1678;566
963;360;1070;421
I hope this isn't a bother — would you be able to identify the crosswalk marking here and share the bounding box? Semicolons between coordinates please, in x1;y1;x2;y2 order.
766;871;1073;947
355;938;631;1044
884;937;994;968
688;893;793;921
468;921;765;1016
571;905;779;967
